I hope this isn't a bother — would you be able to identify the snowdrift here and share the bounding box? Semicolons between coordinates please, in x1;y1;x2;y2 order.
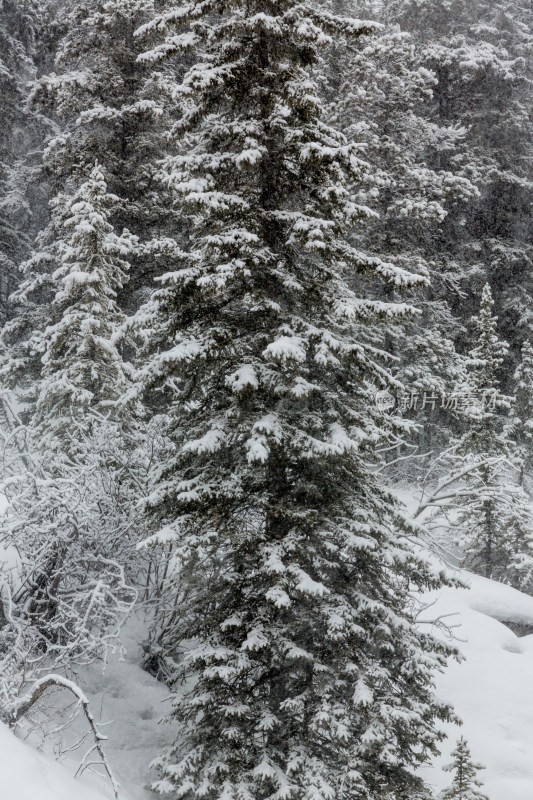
0;721;109;800
423;570;533;798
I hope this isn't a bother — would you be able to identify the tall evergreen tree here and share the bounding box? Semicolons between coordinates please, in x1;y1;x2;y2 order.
31;165;136;454
428;286;533;587
0;167;141;707
0;0;44;320
0;0;175;395
511;339;533;490
441;738;489;800
135;2;456;798
0;3;166;706
30;0;180;305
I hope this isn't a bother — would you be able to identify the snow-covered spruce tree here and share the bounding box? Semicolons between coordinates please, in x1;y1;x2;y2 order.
387;0;533;376
427;285;533;586
31;165;137;452
29;0;181;306
0;0;44;321
324;2;476;466
0;167;141;712
441;738;489;800
511;339;533;490
135;4;457;797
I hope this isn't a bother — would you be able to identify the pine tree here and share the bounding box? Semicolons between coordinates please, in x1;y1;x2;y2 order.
2;0;183;404
511;339;533;489
135;2;456;797
30;0;180;305
428;285;533;586
0;167;143;707
0;0;44;321
0;0;168;698
460;284;509;424
441;738;489;800
31;165;137;455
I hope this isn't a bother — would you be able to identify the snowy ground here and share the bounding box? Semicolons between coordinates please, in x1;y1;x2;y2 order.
79;622;179;800
9;618;178;800
0;719;107;800
421;570;533;799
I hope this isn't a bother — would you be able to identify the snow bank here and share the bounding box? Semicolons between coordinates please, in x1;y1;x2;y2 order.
423;570;533;798
28;618;179;800
0;721;108;800
459;571;533;625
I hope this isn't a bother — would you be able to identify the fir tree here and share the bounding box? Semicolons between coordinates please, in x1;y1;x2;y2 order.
0;0;165;695
460;284;509;422
428;285;533;587
31;165;137;455
0;0;43;321
135;2;456;798
2;0;183;406
511;339;533;489
30;0;180;305
441;738;489;800
0;167;143;705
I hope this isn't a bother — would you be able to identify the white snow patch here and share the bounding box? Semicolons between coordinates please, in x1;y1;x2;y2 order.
0;721;109;800
15;617;179;800
421;570;533;799
136;525;179;550
226;365;259;393
263;336;306;364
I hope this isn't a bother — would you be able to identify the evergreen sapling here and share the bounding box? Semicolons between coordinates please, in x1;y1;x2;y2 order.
441;737;489;800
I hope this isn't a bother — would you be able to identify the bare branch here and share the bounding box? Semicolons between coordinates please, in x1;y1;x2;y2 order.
6;674;120;799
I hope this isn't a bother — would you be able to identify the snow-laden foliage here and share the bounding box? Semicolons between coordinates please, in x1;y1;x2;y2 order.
30;166;137;451
29;0;179;305
424;286;533;588
3;166;135;405
1;0;533;796
323;1;480;466
0;168;146;720
133;2;457;798
441;737;489;800
0;419;138;715
0;0;44;321
0;1;163;746
388;0;533;363
511;339;533;489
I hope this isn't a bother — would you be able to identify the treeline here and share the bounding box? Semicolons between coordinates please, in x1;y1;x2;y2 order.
0;1;532;798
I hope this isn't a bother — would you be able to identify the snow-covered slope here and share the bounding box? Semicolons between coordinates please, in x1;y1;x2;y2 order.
80;622;179;800
10;618;178;800
0;721;109;800
423;571;533;798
